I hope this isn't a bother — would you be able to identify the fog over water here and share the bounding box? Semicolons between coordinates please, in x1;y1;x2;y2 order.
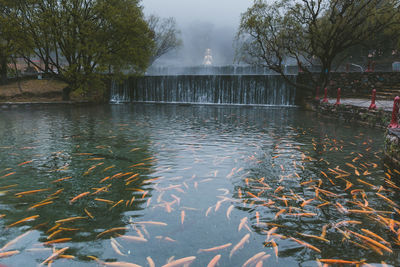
143;0;253;66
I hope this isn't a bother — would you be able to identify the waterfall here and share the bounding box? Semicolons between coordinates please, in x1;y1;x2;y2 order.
110;75;297;106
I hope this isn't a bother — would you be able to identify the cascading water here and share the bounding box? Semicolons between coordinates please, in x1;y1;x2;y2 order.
110;75;297;106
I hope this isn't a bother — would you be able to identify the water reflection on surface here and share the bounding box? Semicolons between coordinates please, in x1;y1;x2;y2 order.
0;104;397;266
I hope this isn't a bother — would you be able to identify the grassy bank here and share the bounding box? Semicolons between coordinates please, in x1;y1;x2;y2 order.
0;79;68;102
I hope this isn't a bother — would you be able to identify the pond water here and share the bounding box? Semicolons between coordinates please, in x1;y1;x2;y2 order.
0;104;398;266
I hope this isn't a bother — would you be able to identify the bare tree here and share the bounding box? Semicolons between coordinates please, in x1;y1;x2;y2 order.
147;14;182;65
236;0;399;92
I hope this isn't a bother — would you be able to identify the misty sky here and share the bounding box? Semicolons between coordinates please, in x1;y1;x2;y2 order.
143;0;253;28
143;0;254;66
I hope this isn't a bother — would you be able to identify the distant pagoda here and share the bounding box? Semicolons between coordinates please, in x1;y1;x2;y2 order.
203;48;213;66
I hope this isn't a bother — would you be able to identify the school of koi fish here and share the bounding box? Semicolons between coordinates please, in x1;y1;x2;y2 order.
0;104;400;266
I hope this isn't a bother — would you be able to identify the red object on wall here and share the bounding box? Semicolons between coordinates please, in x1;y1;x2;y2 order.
335;88;341;105
322;88;329;103
389;96;400;128
369;89;377;110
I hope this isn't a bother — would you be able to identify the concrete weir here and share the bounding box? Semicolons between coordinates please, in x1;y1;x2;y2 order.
110;75;297;106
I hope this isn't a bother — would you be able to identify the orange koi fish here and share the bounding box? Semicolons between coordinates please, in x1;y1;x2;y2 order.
314;187;339;197
91;185;111;195
318;259;360;265
109;200;124;210
297;233;330;243
286;213;317;217
0;250;20;258
275;209;286;219
55;217;87;224
119;235;148;242
52;176;72;183
18;160;33;166
40;247;69;265
361;229;390;245
47;230;63;240
181;210;185;225
59;254;75;259
198;243;232;253
162;256;196;267
155;236;177;242
0;231;32;251
265;227;278;242
99;176;111;183
238;188;242;198
0;184;18;190
274;186;284;194
301;199;314;208
271;240;278;258
205;206;213;217
345;163;357;169
49;189;64;197
226;205;234;220
110;238;125;256
347;210;375;214
242;252;267;267
357;179;376;188
320;171;328;178
347;230;392;253
85;157;105;161
84;208;94;219
43;238;72;245
69;192;90;204
238;217;248;232
96;227;127;239
334;220;362;228
94;198;114;204
207;254;221;267
335;202;348;214
0;172;16;178
376;193;398;207
135;221;167;226
290;237;321;253
103;165;116;172
7;215;39;228
230;234;250;258
128;163;145;168
15;189;49;197
28;201;53;210
147;256;156;267
88;256;142;267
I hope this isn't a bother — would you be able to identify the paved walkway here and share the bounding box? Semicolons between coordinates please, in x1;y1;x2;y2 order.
325;98;394;111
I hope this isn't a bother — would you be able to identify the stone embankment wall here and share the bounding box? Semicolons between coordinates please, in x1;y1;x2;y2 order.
311;101;391;128
298;72;400;99
385;129;400;166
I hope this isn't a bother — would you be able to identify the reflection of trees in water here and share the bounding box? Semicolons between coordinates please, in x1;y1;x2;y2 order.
0;106;158;258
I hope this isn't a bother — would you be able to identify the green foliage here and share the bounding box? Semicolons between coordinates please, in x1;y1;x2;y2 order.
0;0;32;83
236;0;400;91
6;0;154;100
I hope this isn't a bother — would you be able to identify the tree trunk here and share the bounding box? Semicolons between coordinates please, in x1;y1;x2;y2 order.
0;58;7;85
62;86;72;101
12;58;23;94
